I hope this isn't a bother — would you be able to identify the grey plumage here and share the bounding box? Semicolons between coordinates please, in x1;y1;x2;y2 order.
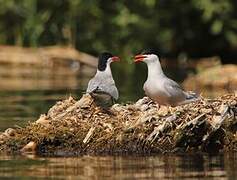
86;72;119;100
86;52;119;108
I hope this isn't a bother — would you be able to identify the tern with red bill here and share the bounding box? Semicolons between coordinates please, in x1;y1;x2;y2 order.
86;52;120;108
134;49;199;107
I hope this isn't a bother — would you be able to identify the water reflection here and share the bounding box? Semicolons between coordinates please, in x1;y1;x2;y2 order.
0;89;83;131
0;153;236;179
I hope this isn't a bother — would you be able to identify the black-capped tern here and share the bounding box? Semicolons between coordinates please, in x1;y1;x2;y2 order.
86;52;120;108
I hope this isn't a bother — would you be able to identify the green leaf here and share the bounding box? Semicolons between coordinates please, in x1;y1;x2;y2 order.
211;20;223;35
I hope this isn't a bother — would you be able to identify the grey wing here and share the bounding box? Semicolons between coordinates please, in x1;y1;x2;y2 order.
99;76;119;100
86;77;119;100
86;77;100;93
100;80;119;100
163;78;185;97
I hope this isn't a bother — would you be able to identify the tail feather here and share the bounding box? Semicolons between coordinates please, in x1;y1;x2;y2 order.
185;91;199;99
177;91;200;106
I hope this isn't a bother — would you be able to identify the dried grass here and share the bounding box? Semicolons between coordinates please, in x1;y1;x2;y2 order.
0;94;236;155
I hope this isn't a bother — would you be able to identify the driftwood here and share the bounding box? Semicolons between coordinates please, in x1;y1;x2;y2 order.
0;94;236;155
0;45;97;90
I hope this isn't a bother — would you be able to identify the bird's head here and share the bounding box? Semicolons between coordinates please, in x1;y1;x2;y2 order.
134;49;159;64
98;52;120;71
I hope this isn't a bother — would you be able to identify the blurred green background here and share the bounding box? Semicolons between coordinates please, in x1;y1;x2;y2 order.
0;0;237;63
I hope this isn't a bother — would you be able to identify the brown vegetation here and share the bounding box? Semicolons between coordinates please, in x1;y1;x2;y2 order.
0;93;236;155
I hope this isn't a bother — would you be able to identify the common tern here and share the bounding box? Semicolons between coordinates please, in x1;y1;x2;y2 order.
134;50;199;107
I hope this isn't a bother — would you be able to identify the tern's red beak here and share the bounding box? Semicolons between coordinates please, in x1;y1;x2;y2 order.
134;54;146;63
111;56;120;62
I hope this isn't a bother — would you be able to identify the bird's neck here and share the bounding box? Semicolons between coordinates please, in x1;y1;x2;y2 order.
146;60;164;79
96;64;112;77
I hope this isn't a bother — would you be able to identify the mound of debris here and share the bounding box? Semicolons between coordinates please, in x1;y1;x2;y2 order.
0;94;236;155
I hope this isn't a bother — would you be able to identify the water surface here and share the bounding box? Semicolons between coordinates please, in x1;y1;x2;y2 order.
0;153;236;179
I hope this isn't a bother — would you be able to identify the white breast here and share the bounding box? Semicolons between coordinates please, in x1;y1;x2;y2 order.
144;79;169;105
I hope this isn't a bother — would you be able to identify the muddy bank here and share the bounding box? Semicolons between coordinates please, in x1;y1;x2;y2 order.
0;94;236;155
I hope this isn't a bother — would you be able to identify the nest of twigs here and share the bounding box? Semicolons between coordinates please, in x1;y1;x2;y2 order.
0;94;237;155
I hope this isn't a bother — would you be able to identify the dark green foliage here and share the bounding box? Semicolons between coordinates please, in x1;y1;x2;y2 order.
0;0;237;61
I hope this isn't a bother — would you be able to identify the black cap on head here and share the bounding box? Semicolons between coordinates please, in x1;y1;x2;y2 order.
98;52;113;71
142;48;158;55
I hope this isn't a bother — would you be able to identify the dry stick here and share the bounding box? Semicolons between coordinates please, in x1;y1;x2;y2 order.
83;127;96;144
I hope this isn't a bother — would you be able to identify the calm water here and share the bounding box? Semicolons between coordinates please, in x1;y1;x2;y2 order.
0;65;236;179
0;89;83;131
0;153;236;179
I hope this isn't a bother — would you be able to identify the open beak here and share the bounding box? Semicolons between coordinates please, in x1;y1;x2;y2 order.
134;54;146;63
111;56;120;62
